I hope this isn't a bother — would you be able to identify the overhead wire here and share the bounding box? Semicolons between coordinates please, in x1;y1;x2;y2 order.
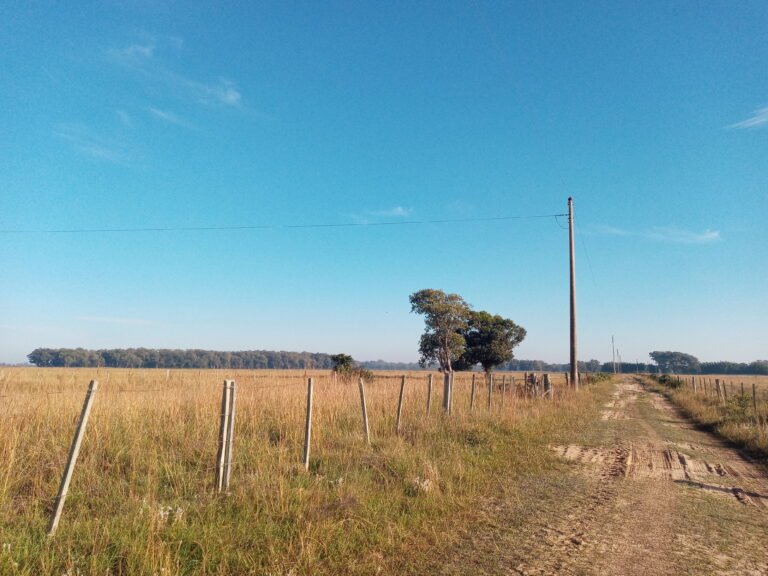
0;213;569;235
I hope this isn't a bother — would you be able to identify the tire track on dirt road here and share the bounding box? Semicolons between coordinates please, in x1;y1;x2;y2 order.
439;376;768;575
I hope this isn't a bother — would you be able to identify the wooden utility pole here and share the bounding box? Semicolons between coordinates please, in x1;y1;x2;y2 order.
568;197;579;389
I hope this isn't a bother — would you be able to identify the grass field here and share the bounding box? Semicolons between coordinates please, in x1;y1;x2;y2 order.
0;367;597;575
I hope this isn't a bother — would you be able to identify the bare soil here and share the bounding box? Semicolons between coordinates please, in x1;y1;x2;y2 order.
438;377;768;575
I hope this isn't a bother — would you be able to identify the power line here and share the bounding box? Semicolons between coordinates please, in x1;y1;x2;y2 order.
0;213;569;235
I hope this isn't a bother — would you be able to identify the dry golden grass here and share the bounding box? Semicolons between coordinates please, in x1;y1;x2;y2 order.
0;367;593;575
652;374;768;459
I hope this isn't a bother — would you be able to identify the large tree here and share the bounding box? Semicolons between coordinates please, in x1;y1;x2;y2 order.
455;311;526;373
649;351;700;374
409;289;471;372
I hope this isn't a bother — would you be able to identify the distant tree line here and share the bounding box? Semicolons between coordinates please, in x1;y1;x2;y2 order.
649;351;768;375
25;347;607;373
27;348;336;369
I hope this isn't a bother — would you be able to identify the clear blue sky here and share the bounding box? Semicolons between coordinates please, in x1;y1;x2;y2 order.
2;1;766;365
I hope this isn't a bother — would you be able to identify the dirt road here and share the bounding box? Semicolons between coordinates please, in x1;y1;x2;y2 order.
440;376;768;575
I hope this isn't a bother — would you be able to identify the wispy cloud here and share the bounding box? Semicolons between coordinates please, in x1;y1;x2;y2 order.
107;39;246;109
116;42;155;60
589;225;720;245
54;123;130;164
75;316;152;326
370;206;413;218
202;79;242;107
645;227;720;244
147;106;194;128
729;106;768;129
116;109;133;128
350;205;415;224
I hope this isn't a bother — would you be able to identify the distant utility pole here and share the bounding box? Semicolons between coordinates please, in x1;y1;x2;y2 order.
568;197;578;389
612;336;616;374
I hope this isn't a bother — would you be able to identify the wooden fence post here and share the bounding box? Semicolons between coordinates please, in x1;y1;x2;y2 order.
501;375;507;408
48;380;99;537
215;380;236;493
753;383;758;422
302;378;314;471
215;380;231;493
442;372;450;413
470;373;477;412
224;380;236;491
426;374;433;417
396;376;406;435
543;374;552;399
487;373;493;410
358;377;370;445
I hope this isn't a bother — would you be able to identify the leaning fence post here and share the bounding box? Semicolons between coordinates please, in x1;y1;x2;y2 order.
426;374;433;417
48;380;99;537
302;378;314;470
470;373;477;412
487;373;493;410
358;377;370;445
396;376;406;435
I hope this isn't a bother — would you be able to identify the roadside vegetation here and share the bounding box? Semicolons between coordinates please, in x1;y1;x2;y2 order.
649;374;768;460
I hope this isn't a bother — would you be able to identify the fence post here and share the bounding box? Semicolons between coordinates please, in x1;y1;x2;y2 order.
753;383;758;423
544;374;552;398
358;377;370;445
302;378;313;471
224;380;236;492
48;380;99;537
740;382;744;398
501;375;507;408
426;374;433;417
470;373;476;412
215;380;236;493
487;373;493;410
396;376;406;435
442;372;450;413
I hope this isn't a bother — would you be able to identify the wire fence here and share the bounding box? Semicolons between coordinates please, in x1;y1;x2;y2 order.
0;367;591;536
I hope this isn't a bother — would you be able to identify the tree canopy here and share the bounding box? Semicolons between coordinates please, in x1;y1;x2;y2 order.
409;289;472;372
409;289;526;373
455;311;526;373
649;351;701;374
